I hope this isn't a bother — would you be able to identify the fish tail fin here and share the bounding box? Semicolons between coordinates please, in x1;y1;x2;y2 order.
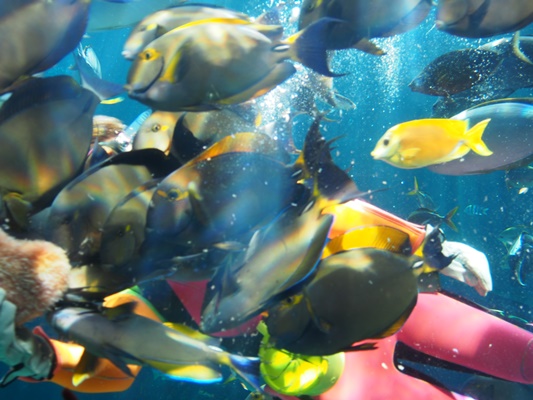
407;177;420;196
445;206;459;232
227;354;262;391
465;118;492;156
286;18;345;77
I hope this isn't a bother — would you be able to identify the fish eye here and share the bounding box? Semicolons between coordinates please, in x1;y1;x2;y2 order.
383;139;390;146
140;49;157;61
152;124;161;132
166;188;181;201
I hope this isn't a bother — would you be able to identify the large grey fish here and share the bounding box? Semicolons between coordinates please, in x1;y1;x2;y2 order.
436;0;533;38
0;0;90;91
50;304;261;389
265;247;421;356
126;18;336;111
0;76;98;229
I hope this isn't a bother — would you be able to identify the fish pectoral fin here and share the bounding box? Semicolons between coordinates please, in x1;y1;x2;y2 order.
144;360;222;383
163;322;221;347
400;147;421;161
72;350;100;387
342;342;378;352
353;38;385;56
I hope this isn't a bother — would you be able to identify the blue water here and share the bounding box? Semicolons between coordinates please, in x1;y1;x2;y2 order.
2;1;533;399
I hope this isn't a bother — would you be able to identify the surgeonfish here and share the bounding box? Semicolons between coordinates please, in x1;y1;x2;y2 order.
133;111;184;155
264;246;422;356
436;0;533;38
298;0;432;54
371;118;492;169
49;303;261;389
407;207;459;232
0;0;90;91
0;76;98;229
122;4;252;60
126;17;337;111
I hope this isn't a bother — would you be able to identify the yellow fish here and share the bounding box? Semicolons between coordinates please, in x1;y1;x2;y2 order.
371;118;492;168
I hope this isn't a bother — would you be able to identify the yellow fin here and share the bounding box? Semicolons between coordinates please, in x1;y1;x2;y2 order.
464;118;492;156
407;177;419;196
322;225;410;258
163;322;220;347
72;350;99;387
145;360;222;383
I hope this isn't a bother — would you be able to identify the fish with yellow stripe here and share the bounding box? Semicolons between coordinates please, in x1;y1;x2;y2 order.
126;17;339;111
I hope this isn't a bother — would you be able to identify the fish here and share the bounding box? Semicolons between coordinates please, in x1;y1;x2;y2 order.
407;207;459;232
298;0;432;54
87;0;185;32
133;111;184;155
407;177;435;210
125;17;338;111
505;165;533;194
436;0;533;38
200;117;360;333
371;118;492;169
49;304;261;389
463;204;489;216
0;0;90;91
143;132;301;260
0;76;98;230
72;44;125;104
507;232;533;286
92;115;126;145
264;246;422;356
44;149;176;271
409;48;503;96
429;99;533;175
122;4;252;60
432;36;533;118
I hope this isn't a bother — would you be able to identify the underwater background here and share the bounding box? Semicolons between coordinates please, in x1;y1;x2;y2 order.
2;0;533;399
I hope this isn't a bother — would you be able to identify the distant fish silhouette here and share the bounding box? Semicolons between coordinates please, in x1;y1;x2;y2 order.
464;205;489;216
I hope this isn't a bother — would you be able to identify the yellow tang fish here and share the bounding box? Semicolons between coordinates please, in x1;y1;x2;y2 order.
371;118;492;169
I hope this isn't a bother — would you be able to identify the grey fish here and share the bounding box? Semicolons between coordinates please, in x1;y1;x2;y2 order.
50;304;261;388
0;0;90;91
508;232;533;286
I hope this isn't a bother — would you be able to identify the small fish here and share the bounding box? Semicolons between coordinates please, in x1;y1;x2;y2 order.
464;204;489;216
73;44;125;104
507;232;533;286
92;115;126;145
50;304;261;389
371;118;492;169
407;207;459;232
126;17;338;111
407;177;435;209
436;0;533;38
